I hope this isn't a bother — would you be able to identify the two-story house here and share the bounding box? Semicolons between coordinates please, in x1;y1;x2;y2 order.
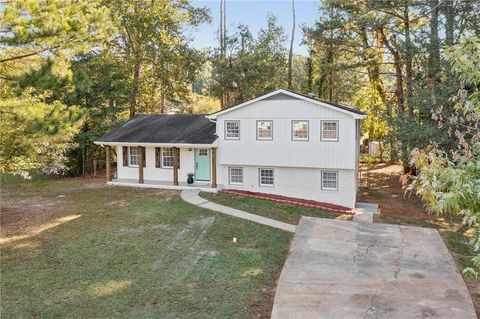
95;89;366;208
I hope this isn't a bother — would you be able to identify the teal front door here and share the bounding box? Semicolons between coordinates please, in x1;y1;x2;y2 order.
194;148;211;181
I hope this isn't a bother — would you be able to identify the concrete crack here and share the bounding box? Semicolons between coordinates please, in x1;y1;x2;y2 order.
363;288;379;319
393;227;405;279
353;242;375;272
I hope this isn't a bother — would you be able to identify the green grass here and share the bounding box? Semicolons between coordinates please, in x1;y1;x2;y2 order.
1;177;291;318
200;192;351;225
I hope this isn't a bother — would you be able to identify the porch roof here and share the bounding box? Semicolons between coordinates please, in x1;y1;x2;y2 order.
95;114;217;145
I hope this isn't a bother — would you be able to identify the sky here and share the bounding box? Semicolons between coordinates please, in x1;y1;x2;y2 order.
190;0;320;56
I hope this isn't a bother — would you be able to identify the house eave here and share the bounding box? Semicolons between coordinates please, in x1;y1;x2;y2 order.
94;141;219;148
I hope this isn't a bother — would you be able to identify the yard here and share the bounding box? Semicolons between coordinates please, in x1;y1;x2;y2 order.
2;165;478;317
1;177;292;318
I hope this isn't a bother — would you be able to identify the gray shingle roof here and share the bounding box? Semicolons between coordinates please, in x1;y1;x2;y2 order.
96;114;217;144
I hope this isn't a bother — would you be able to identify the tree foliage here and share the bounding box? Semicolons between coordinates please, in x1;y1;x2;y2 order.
209;15;288;105
408;37;480;276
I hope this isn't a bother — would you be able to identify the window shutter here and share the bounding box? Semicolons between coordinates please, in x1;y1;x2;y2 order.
155;147;161;168
142;147;146;167
122;146;128;166
177;148;180;169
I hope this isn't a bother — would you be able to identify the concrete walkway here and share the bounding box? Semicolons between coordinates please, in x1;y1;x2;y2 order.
271;216;476;319
180;189;296;233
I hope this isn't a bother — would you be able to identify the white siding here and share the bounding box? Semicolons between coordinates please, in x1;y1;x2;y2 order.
219;165;356;208
116;146;196;183
215;97;360;208
216;98;357;169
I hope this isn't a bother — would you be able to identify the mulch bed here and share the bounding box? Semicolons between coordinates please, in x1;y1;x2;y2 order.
219;189;352;214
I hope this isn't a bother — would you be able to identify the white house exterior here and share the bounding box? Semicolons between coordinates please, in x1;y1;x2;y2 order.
95;89;366;209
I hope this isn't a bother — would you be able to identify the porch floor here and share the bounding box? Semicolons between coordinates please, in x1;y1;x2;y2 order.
107;178;217;193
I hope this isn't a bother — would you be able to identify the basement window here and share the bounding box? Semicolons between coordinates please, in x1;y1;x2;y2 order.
229;167;244;185
321;171;338;191
259;168;274;187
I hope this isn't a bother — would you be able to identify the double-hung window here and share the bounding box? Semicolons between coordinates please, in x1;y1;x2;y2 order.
259;168;274;187
225;120;240;140
292;120;309;141
257;120;273;140
229;167;244;185
321;121;339;141
321;171;338;190
162;147;174;168
129;147;139;166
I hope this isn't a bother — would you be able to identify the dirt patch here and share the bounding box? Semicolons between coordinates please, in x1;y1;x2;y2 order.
1;196;68;237
358;164;427;218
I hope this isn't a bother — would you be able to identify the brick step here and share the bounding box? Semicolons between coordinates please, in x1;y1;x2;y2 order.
219;189;352;214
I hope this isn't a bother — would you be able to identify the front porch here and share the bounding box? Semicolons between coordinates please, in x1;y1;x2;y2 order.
107;178;218;193
103;144;218;188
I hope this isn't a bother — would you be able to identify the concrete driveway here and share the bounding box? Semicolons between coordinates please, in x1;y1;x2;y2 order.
271;217;476;319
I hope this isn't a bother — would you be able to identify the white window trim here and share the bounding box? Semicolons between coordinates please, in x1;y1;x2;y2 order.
321;170;339;191
321;120;339;142
292;120;309;141
228;167;244;185
129;146;139;167
225;120;240;140
256;120;273;141
259;168;275;187
161;147;174;169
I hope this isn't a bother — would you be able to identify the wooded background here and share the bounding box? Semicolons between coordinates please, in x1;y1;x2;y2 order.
0;0;478;175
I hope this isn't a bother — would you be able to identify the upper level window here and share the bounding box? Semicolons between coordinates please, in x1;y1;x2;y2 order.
129;147;139;166
257;120;273;140
229;167;244;185
225;120;240;140
162;147;174;168
321;121;338;141
321;171;338;190
259;168;274;186
292;120;309;141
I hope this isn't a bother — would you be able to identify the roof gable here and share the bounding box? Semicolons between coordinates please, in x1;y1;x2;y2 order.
207;89;366;119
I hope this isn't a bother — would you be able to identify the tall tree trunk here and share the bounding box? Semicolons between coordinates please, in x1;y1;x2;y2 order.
443;0;454;46
428;0;441;103
403;2;413;117
219;0;224;109
287;0;295;89
361;28;386;103
381;30;407;167
307;49;313;92
160;91;166;113
130;56;141;118
380;29;404;115
326;46;334;101
219;0;228;109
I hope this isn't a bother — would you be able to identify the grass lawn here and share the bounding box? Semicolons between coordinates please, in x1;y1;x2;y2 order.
1;177;291;318
200;192;351;225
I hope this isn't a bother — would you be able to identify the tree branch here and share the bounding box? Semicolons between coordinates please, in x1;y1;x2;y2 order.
0;46;60;64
